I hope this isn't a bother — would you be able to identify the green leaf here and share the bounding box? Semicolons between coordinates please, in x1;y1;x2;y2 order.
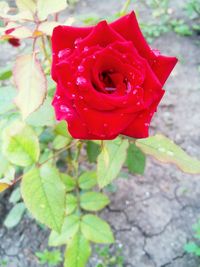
2;120;40;167
16;0;36;13
37;0;67;20
0;67;12;80
9;187;21;204
49;214;80;247
66;194;77;215
35;249;62;265
78;171;97;190
135;134;200;174
80;192;109;211
52;135;71;150
81;214;114;244
126;143;146;175
27;97;55;127
97;139;129;188
0;86;16;114
14;53;47;120
184;242;200;256
21;164;65;232
64;231;91;267
86;141;100;163
4;202;26;228
54;121;70;137
60;173;76;192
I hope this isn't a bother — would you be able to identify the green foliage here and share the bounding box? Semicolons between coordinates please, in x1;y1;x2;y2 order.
86;141;101;163
4;202;26;228
66;194;78;215
136;134;200;174
171;19;193;36
97;139;129;188
185;0;200;19
185;219;200;257
80;192;110;211
49;214;80;247
60;173;76;192
78;171;97;190
95;244;125;267
2;120;40;167
126;143;146;175
64;232;91;267
21;164;66;232
35;249;62;266
0;86;16;114
81;214;114;244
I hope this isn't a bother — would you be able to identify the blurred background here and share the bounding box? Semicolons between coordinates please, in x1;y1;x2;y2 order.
0;0;200;266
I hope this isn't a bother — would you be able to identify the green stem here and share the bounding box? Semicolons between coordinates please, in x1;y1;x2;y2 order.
120;0;131;15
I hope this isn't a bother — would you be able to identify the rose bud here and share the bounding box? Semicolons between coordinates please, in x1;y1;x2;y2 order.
51;11;178;140
5;28;21;47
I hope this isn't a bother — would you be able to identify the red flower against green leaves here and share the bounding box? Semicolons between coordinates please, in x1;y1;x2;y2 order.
51;12;177;140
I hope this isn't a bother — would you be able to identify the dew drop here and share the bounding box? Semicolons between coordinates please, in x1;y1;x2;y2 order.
60;105;71;113
126;82;132;93
55;95;61;100
100;134;106;138
79;95;84;100
74;37;82;48
122;54;127;59
103;123;108;128
144;123;150;127
77;65;84;73
132;89;137;95
92;55;96;59
136;101;141;106
58;48;71;58
105;87;116;93
120;113;124;117
83;46;89;52
76;76;87;86
71;94;76;99
83;107;88;112
123;101;127;105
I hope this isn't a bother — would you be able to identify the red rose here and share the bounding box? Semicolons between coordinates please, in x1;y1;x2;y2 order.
51;12;177;140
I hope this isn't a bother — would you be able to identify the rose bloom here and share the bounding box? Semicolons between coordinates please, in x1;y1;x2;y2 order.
51;12;177;140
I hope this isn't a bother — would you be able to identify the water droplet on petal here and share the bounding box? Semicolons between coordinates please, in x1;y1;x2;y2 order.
103;123;108;128
83;46;89;52
77;65;84;73
136;101;141;106
71;94;76;99
55;95;61;100
74;38;82;48
126;82;132;93
123;101;127;105
122;54;127;59
120;113;124;117
83;107;88;112
144;123;149;127
58;48;71;58
132;89;137;95
105;87;116;93
60;105;70;113
92;55;96;59
100;134;106;138
79;95;84;100
76;76;87;86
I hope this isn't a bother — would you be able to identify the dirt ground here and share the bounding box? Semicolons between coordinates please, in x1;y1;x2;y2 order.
0;0;200;267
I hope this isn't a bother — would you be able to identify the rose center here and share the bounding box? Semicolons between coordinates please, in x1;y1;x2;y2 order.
99;70;116;94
